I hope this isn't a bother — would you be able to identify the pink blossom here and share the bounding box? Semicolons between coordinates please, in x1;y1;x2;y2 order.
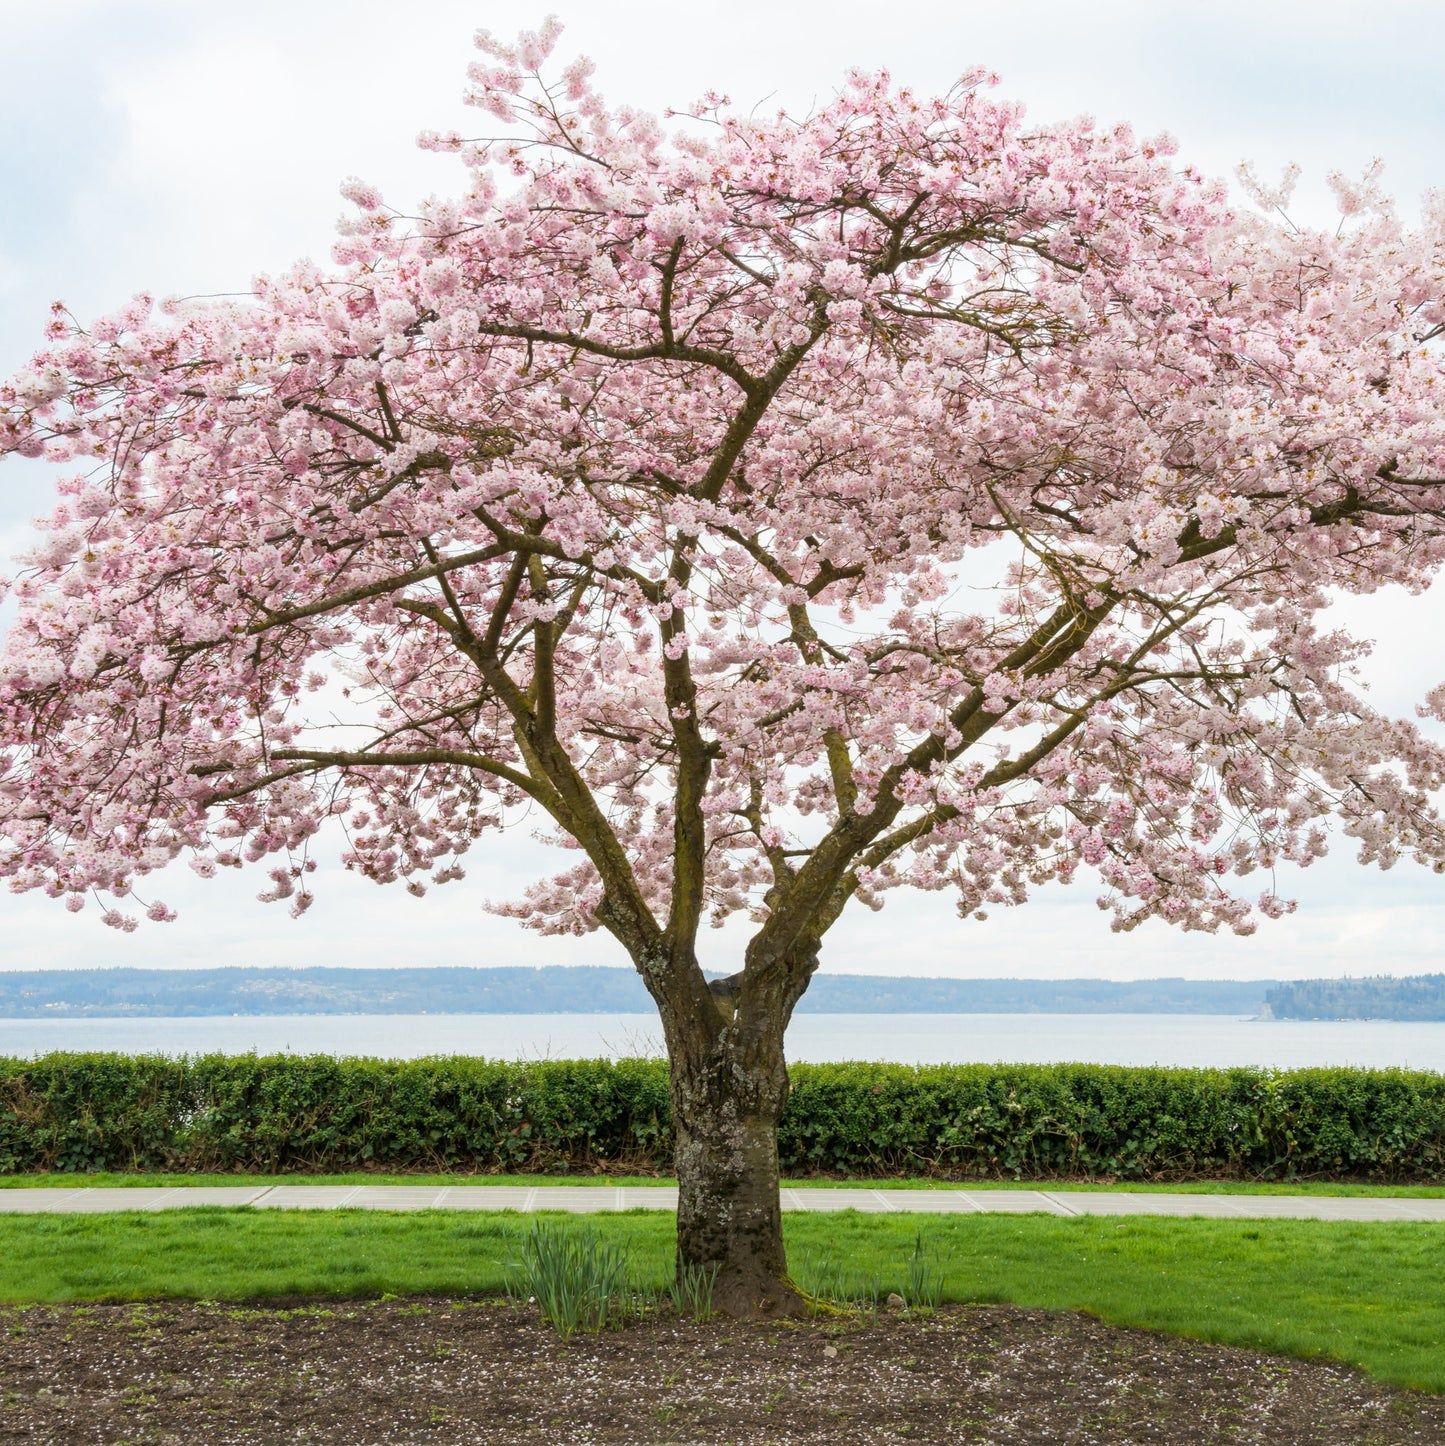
2;26;1445;967
339;176;384;210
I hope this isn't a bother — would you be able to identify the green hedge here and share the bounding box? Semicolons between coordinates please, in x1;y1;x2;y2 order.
1;1054;1443;1180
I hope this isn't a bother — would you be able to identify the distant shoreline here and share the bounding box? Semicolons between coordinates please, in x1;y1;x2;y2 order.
3;966;1441;1020
3;1007;1277;1019
0;966;1275;1018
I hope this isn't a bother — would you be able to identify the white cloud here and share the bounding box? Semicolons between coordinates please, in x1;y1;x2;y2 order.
0;249;23;299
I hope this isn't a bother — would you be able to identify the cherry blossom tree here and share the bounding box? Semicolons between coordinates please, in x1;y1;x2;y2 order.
5;22;1445;1312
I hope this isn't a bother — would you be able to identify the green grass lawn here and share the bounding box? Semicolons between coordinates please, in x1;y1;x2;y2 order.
0;1208;1441;1394
3;1170;1444;1197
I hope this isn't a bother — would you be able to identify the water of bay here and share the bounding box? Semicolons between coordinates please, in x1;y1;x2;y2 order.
2;1012;1444;1070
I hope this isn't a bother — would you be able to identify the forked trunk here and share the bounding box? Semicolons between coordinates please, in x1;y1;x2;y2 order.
668;1012;804;1317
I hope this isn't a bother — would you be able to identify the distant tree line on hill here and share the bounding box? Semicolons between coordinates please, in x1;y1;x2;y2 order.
0;967;1276;1018
1264;975;1445;1021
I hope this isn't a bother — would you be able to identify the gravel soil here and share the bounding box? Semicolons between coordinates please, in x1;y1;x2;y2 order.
1;1297;1441;1445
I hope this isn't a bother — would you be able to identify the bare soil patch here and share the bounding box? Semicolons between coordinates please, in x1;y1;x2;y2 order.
0;1297;1440;1444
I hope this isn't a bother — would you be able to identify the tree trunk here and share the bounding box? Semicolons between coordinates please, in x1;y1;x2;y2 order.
668;1008;803;1317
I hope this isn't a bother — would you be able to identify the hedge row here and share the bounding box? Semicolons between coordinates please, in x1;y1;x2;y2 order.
2;1053;1443;1181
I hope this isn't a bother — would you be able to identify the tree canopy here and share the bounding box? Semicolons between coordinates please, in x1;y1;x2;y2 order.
4;28;1445;957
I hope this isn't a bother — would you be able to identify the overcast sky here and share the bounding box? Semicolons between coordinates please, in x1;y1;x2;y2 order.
3;0;1445;980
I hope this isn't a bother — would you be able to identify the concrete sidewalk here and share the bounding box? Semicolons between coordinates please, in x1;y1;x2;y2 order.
0;1185;1442;1221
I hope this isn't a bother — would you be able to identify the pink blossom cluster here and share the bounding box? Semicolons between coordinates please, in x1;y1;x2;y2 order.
3;24;1445;947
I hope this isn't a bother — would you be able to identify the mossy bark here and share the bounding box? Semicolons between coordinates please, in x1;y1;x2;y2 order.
668;1019;803;1317
649;953;819;1318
